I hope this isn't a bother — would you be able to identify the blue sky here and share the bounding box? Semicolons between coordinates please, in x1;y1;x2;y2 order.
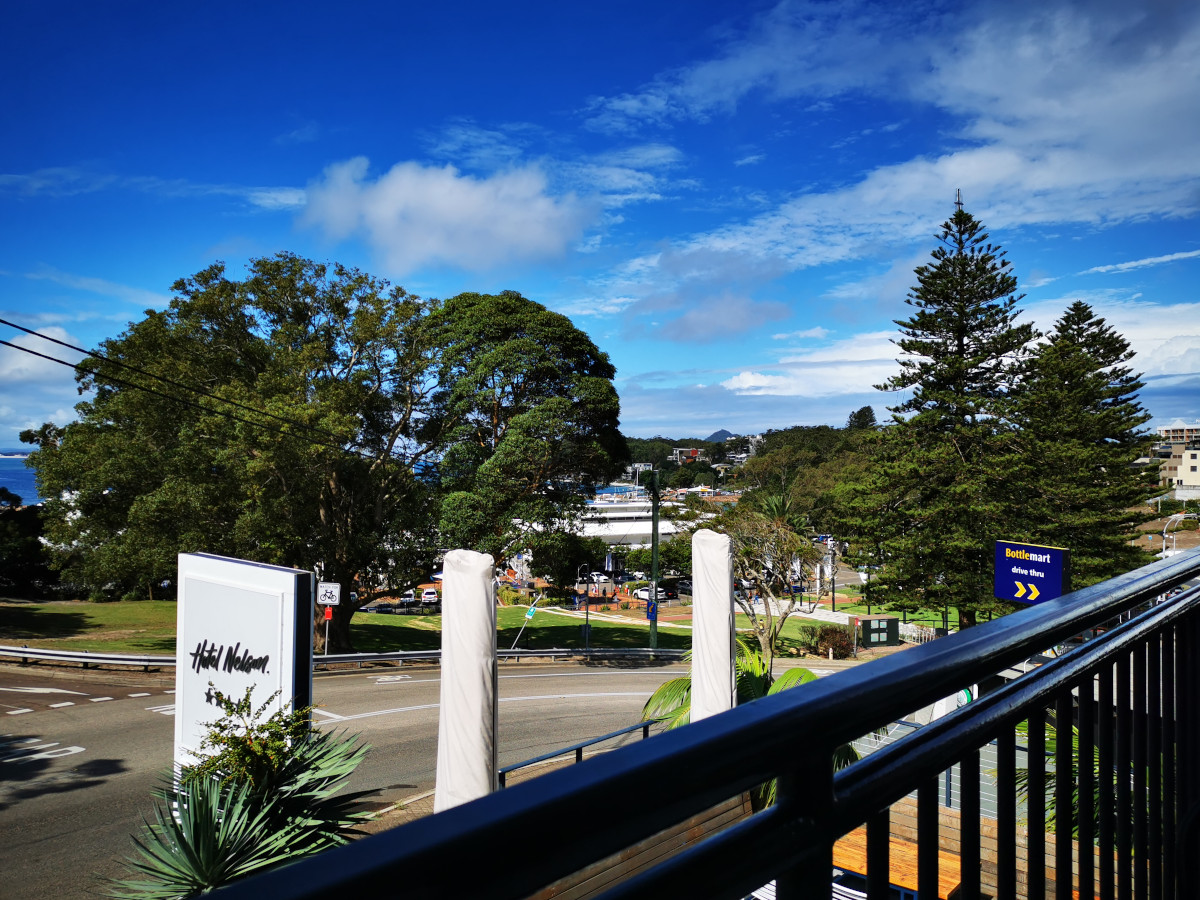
2;0;1198;446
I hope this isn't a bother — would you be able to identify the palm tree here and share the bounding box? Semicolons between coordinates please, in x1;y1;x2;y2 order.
643;639;856;808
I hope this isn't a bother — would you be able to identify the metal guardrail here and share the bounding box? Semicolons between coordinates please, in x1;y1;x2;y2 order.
499;719;660;787
0;644;174;670
209;548;1200;900
0;644;686;670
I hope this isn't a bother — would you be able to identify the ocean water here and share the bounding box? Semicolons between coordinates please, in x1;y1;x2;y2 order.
0;453;41;504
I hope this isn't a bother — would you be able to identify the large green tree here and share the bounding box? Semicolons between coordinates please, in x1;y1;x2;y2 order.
429;290;629;560
1007;301;1155;585
23;254;443;650
836;207;1036;627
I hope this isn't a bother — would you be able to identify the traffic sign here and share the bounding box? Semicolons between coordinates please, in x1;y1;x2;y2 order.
317;582;341;606
323;606;333;621
525;605;536;620
646;599;658;621
994;541;1071;605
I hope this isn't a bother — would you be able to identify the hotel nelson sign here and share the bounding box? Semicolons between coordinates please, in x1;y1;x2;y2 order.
174;553;313;771
993;540;1071;605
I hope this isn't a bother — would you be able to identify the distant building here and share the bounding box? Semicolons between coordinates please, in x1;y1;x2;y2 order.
672;447;706;464
1155;441;1200;488
1157;420;1200;443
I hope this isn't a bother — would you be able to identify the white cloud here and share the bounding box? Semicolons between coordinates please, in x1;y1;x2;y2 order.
771;327;829;341
0;166;305;211
1082;249;1200;275
721;330;902;397
0;328;87;443
734;154;765;167
24;268;170;307
301;157;598;275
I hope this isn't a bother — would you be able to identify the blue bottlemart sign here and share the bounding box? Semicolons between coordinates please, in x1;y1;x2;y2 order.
994;541;1071;604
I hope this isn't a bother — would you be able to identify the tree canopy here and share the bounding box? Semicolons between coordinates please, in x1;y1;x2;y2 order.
22;259;627;650
429;290;628;560
833;208;1153;625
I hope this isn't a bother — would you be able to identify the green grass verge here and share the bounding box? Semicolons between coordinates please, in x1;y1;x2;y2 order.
0;600;179;654
0;601;692;655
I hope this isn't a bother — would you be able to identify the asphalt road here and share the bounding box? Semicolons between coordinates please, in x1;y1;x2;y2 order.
0;661;685;900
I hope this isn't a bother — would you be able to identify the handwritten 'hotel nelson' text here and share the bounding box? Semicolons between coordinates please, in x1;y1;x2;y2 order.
189;639;270;675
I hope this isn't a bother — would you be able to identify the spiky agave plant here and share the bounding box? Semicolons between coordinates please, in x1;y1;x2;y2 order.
104;689;371;899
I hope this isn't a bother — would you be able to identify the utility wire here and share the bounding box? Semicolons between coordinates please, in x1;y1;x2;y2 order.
0;337;386;464
0;316;355;449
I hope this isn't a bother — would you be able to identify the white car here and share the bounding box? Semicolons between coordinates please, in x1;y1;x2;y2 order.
589;572;611;583
633;586;676;601
421;588;440;603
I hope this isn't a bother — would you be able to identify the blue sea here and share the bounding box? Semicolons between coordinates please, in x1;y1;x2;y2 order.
0;453;42;504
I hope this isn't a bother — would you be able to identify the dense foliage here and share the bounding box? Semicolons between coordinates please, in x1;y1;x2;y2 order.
832;208;1155;624
22;258;626;650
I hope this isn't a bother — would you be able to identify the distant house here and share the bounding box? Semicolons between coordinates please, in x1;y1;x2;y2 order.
672;447;706;464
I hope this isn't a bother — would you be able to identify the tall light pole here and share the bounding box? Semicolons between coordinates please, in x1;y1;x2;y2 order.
648;469;660;650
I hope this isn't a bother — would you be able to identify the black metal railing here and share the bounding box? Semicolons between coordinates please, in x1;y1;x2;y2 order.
214;549;1200;900
498;720;659;788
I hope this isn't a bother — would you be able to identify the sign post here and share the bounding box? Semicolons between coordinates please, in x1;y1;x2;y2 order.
994;541;1071;605
317;581;341;656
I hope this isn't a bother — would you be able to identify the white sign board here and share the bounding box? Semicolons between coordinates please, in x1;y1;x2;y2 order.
175;553;313;771
316;581;341;606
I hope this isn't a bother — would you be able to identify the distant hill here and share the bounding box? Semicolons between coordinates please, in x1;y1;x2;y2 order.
704;429;736;442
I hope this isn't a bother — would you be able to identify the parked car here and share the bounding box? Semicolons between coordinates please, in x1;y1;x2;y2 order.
398;589;417;605
615;573;637;584
633;586;677;601
421;587;440;603
676;579;693;594
589;572;611;583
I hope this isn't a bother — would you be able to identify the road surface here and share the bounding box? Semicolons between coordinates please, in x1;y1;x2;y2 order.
0;661;683;900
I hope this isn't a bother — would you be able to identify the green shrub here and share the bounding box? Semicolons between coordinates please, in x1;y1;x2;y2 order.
497;587;524;606
794;623;822;653
600;604;611;611
106;687;370;898
619;601;630;609
816;625;855;659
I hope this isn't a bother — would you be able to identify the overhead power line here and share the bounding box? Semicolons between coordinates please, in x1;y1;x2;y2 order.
0;324;427;467
0;316;355;449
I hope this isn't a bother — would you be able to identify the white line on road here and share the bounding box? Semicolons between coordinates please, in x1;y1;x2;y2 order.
48;702;74;708
311;709;347;721
146;704;175;716
322;691;653;724
498;670;686;680
129;693;150;698
0;687;88;695
90;697;113;702
5;709;32;715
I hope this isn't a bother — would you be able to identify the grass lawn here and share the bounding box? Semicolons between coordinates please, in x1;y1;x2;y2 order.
0;600;692;654
0;600;179;654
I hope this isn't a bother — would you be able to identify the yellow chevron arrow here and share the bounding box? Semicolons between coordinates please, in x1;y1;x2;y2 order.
1027;583;1040;601
1014;582;1026;598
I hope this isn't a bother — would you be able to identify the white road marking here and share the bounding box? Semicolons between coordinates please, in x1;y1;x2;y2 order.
146;704;175;716
311;708;346;720
372;675;412;683
90;697;113;702
128;692;150;698
48;702;74;708
2;742;86;763
0;687;87;695
327;691;653;723
163;690;175;695
5;709;32;715
498;670;686;680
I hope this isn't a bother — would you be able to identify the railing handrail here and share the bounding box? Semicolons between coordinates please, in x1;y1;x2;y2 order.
499;719;660;783
208;548;1200;900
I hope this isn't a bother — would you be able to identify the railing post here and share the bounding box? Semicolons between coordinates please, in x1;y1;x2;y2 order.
774;765;832;900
